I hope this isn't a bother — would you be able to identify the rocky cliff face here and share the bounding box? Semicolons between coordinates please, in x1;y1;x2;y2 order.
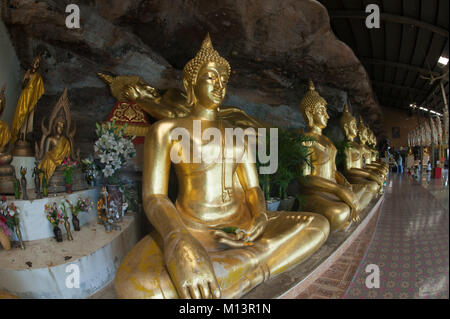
2;0;384;156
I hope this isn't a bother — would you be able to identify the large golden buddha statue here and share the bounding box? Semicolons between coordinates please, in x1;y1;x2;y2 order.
114;35;330;299
339;107;381;196
11;55;45;156
295;81;364;231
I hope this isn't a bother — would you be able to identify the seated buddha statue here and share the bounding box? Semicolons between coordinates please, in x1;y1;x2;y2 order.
37;117;71;182
339;107;381;196
0;84;16;194
295;82;364;231
358;121;387;181
339;105;379;208
114;35;330;299
367;129;388;175
35;89;84;192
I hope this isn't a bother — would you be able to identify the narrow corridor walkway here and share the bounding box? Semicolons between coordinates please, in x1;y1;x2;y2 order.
344;174;449;299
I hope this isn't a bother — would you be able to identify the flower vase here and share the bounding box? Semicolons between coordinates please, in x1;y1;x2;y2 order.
53;226;63;242
15;226;25;250
42;184;49;197
72;215;80;231
65;184;73;194
0;228;11;250
64;219;73;241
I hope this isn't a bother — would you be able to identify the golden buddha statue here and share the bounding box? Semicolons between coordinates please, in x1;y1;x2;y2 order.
358;120;387;180
0;84;16;194
11;55;45;156
35;89;82;192
37;117;71;182
114;35;330;299
294;82;363;231
339;107;381;196
367;129;388;174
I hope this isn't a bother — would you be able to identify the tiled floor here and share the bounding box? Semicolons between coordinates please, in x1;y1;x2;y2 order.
295;201;381;299
343;173;449;299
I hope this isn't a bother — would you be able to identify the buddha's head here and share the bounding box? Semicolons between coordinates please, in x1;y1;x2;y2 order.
358;118;368;145
300;80;329;130
339;104;357;140
53;117;65;136
183;34;231;109
31;56;41;72
369;130;377;147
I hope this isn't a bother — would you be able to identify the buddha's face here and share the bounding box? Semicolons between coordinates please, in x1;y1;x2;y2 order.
32;58;40;72
125;80;159;101
312;102;329;129
55;121;65;135
359;127;368;144
346;119;357;138
193;62;228;109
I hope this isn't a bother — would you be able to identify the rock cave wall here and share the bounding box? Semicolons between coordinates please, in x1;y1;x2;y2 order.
2;0;383;157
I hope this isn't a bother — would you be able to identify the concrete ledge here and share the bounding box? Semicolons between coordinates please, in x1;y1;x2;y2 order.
242;195;384;299
0;212;140;298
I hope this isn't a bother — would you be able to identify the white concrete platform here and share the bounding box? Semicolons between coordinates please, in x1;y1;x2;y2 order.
5;188;100;241
0;212;140;298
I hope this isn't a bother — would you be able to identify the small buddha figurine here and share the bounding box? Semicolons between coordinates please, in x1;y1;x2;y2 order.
295;82;363;231
0;84;16;194
114;34;330;299
358;120;387;181
11;55;45;156
339;107;381;196
37;117;71;182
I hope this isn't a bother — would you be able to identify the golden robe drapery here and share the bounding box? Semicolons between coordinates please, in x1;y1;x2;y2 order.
0;121;11;151
11;73;45;142
38;136;71;181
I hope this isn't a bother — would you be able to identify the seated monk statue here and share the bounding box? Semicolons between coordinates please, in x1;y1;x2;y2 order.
339;107;382;197
295;82;364;232
0;84;15;194
114;34;330;299
38;117;71;182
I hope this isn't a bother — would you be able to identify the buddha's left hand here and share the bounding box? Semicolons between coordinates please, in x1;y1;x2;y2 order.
213;213;268;248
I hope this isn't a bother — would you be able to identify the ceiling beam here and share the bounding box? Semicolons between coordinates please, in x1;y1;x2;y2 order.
419;65;449;108
329;11;449;38
360;57;440;77
372;81;429;95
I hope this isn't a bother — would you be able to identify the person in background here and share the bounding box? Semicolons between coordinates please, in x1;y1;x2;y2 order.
397;153;403;174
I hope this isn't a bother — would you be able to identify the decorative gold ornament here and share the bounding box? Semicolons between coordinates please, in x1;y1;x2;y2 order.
114;35;330;299
0;84;16;194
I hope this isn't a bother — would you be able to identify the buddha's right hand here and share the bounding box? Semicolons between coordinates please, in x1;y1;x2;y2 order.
164;232;221;299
